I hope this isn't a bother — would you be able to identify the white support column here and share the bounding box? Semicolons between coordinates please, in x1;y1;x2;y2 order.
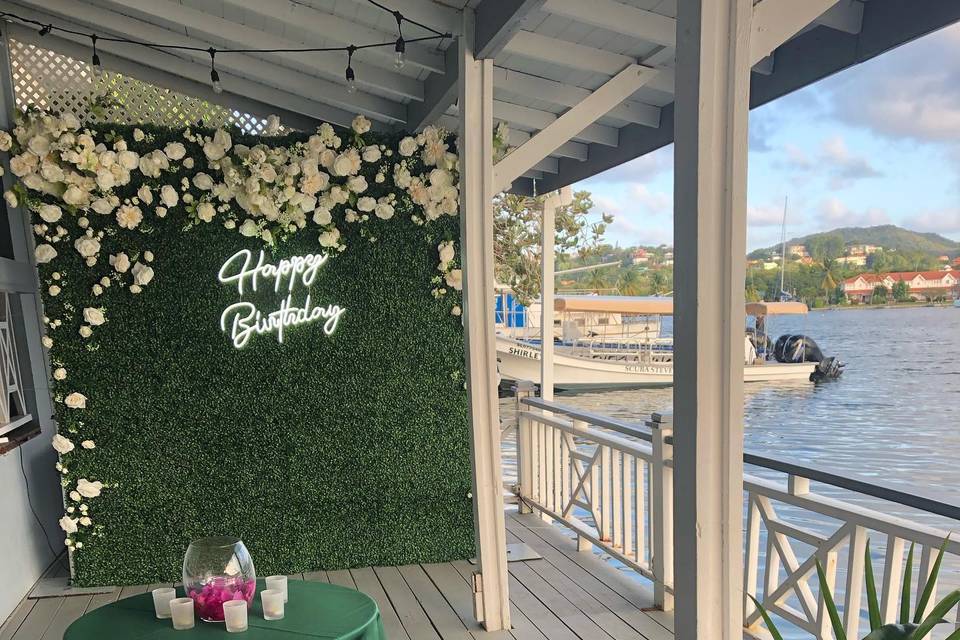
672;1;752;639
539;196;556;403
458;9;511;633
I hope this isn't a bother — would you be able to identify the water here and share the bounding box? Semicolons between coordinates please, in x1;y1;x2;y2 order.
499;306;960;637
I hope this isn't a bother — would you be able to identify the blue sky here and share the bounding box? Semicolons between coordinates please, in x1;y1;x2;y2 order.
577;22;960;251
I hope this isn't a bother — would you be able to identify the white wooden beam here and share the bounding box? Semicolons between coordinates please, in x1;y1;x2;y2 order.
407;45;458;132
218;0;446;74
89;0;424;101
507;129;588;162
493;101;619;147
504;30;631;76
5;0;406;123
751;0;842;63
494;65;657;192
342;0;461;38
817;0;865;35
672;0;751;638
476;0;543;59
493;67;661;127
458;8;510;633
541;0;676;47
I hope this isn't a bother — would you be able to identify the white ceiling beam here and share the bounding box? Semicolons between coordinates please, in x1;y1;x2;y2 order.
341;0;461;37
505;128;587;162
521;170;544;180
493;67;660;127
530;157;558;174
816;0;865;35
753;54;775;75
476;0;543;59
218;0;446;74
493;100;618;147
751;0;842;63
90;0;423;101
406;44;458;132
540;0;676;48
8;0;406;123
494;64;656;192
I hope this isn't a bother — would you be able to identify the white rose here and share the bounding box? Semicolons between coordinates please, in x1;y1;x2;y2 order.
313;207;332;226
357;196;376;212
64;392;87;409
155;206;167;218
116;204;143;230
196;202;215;222
333;153;356;177
52;434;75;454
62;185;88;207
362;145;381;163
132;261;154;286
27;135;51;157
130;284;142;294
35;244;57;264
430;168;454;188
163;142;186;160
347;175;368;194
95;169;116;191
399;136;418;156
69;491;81;502
76;478;103;498
137;185;153;205
59;516;78;534
79;516;92;527
445;268;463;290
213;129;232;151
117;150;139;170
48;285;61;296
239;219;259;237
53;367;67;380
110;252;130;273
83;307;106;326
81;440;95;450
375;202;395;220
159;184;178;208
42;336;53;348
451;305;462;317
92;284;103;296
319;149;336;169
144;250;154;262
3;190;17;209
91;197;115;215
74;236;101;258
133;128;145;141
193;173;214;190
0;130;11;151
38;204;62;223
79;325;92;338
438;241;455;265
318;227;341;248
352;114;372;134
265;114;281;136
183;157;195;169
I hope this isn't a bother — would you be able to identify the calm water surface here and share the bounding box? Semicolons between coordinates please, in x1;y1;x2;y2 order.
500;306;960;637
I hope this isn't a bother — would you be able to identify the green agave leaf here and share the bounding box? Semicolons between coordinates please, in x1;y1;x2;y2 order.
816;559;847;640
866;539;882;631
863;623;917;640
914;537;950;624
910;589;960;639
902;542;915;625
747;595;785;640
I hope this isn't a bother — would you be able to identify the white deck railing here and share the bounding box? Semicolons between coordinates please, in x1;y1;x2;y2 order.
509;382;960;640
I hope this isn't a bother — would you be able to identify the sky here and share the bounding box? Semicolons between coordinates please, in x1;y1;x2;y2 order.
576;22;960;251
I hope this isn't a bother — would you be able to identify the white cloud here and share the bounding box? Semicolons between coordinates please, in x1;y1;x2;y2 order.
901;208;960;236
581;145;673;184
748;202;788;227
818;197;890;227
819;136;882;189
631;184;671;215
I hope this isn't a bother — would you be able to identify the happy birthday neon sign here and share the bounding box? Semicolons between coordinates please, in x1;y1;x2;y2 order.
217;249;346;349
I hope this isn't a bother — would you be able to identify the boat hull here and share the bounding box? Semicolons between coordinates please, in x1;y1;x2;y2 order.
497;337;817;391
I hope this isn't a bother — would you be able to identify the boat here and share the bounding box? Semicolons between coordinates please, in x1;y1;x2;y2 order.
954;299;960;308
496;296;843;391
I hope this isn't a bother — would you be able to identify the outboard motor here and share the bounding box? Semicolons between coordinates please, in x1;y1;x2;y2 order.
773;334;844;381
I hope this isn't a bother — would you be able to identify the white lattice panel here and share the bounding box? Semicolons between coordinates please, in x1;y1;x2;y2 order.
9;39;283;133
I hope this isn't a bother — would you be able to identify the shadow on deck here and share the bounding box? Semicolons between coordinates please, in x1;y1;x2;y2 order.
0;512;675;640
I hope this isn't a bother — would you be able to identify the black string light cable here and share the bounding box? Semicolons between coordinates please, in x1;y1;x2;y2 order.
2;0;451;94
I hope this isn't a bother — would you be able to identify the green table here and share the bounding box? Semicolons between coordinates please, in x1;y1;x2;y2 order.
65;579;386;639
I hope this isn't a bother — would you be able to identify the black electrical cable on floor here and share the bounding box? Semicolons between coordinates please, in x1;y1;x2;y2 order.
18;443;70;573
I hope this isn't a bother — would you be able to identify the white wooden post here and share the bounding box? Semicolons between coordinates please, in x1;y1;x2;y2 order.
672;0;752;638
540;195;556;403
650;411;674;611
458;9;511;632
514;380;535;515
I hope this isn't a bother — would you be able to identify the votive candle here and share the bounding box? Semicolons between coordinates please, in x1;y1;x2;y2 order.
223;600;248;633
261;589;285;621
152;587;176;619
170;597;195;630
265;575;288;603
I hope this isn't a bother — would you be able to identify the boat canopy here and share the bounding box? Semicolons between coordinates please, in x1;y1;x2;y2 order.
553;296;674;315
745;301;809;316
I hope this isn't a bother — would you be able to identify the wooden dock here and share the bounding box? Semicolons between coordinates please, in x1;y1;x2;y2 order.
0;511;674;640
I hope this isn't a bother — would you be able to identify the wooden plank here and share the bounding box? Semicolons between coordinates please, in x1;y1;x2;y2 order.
85;589;121;613
508;562;615;640
374;566;441;640
286;573;305;581
350;567;410;640
450;560;541;640
422;563;483;632
5;597;61;640
326;570;356;589
398;565;471;640
503;572;580;640
118;585;149;599
41;595;92;640
303;570;329;582
0;598;36;640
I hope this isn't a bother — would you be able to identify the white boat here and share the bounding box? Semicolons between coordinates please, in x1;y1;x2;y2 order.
497;297;836;391
954;299;960;308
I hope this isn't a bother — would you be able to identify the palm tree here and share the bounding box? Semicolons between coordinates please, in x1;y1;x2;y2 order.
617;269;644;296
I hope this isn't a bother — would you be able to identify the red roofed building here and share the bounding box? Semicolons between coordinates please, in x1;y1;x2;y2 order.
842;270;960;302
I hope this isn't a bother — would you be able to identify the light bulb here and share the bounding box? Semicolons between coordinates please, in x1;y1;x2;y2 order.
211;68;223;94
394;50;405;70
91;53;103;77
346;65;357;94
394;37;406;70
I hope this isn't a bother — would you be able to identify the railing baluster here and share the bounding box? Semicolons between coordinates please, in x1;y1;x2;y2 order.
743;494;761;623
622;452;634;561
544;422;555;518
917;544;939;621
844;525;867;638
554;426;563;516
880;535;905;624
637;457;647;567
601;443;612;542
816;550;839;639
612;449;623;550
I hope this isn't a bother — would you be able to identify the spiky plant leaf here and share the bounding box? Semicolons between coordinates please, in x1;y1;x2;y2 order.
914;538;950;624
747;595;785;640
902;542;915;625
863;624;917;640
816;558;847;640
866;539;882;631
910;589;960;639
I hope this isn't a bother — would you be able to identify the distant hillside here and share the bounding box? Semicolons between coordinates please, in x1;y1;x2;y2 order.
749;225;960;259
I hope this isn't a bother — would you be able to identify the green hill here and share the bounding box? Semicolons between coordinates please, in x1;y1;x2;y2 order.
749;225;960;259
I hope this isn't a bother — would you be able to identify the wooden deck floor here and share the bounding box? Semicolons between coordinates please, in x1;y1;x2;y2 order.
0;511;674;640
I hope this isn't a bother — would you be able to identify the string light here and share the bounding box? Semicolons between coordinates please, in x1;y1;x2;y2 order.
208;47;222;94
90;34;102;77
393;10;405;70
0;2;452;95
345;45;357;94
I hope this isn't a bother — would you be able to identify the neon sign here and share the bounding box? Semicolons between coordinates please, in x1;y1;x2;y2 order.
217;249;346;349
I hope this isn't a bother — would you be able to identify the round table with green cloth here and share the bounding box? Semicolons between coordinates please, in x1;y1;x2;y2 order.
64;579;386;639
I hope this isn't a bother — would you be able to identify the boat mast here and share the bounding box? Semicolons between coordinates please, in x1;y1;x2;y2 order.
778;195;788;300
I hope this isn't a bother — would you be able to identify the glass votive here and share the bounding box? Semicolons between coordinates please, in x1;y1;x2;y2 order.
261;589;285;620
223;600;248;633
170;597;195;630
152;587;176;619
265;575;288;603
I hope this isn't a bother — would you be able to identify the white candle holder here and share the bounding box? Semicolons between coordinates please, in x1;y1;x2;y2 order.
265;575;288;603
170;597;195;630
223;600;248;633
261;589;285;621
151;587;176;619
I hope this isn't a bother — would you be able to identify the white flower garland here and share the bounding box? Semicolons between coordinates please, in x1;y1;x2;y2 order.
2;108;462;551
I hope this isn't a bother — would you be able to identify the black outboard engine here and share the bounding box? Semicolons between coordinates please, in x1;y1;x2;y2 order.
773;334;844;381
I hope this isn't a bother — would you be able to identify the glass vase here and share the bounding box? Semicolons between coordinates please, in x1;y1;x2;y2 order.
182;536;256;622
